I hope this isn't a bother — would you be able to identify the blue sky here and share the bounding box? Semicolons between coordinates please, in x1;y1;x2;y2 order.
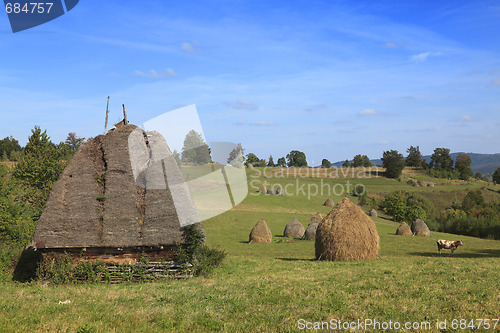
1;0;499;165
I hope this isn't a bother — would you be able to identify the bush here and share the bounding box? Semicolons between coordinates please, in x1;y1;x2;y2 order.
440;216;500;240
381;191;435;223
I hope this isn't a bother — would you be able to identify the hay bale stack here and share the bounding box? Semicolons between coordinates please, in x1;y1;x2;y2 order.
411;218;430;236
249;218;272;244
315;197;379;261
267;185;275;195
309;212;323;225
323;198;335;207
259;185;266;194
396;222;412;236
304;222;319;240
283;218;305;238
369;209;377;217
276;186;284;196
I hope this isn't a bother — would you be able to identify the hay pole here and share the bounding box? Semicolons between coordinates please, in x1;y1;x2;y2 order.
104;96;109;134
122;104;128;125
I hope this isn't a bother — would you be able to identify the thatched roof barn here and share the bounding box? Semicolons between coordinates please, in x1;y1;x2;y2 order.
249;218;272;244
411;218;430;236
267;185;275;195
396;222;412;236
369;209;377;217
31;125;201;262
323;198;335;207
315;198;379;261
283;218;305;238
304;222;319;240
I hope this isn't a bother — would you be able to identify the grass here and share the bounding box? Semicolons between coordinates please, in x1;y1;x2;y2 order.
1;168;499;332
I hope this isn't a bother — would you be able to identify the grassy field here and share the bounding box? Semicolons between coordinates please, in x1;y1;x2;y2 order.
1;168;499;332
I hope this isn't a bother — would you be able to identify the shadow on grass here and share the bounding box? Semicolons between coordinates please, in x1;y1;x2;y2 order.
408;249;500;258
13;247;41;282
276;257;316;262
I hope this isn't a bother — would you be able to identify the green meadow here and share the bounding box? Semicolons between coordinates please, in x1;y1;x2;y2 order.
1;168;499;332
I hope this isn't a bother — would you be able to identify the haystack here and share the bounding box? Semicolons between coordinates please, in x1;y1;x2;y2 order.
276;186;284;196
411;218;430;236
283;218;305;238
259;185;266;194
304;222;319;240
249;218;272;244
247;163;254;169
396;222;412;236
369;209;377;217
309;212;323;225
323;198;335;207
267;185;275;195
315;198;379;261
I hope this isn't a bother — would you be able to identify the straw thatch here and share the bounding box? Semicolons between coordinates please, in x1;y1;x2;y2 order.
309;212;323;225
411;218;430;236
396;222;412;236
276;186;284;196
304;222;319;240
249;218;272;244
369;209;377;217
31;124;200;251
283;218;305;238
323;198;335;207
259;185;266;194
315;197;379;261
267;185;275;195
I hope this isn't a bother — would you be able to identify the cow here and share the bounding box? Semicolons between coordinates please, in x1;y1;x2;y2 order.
436;239;463;255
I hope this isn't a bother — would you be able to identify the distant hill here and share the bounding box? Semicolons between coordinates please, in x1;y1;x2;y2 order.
332;153;500;177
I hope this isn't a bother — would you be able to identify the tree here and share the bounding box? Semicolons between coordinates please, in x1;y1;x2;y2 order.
342;160;351;168
227;143;244;166
381;150;405;179
267;155;275;167
321;159;332;168
352;154;372;167
0;136;22;161
406;146;422;168
12;126;65;216
245;153;259;166
276;157;286;167
430;148;453;170
286;150;307;167
181;130;211;165
362;155;373;167
493;167;500;185
64;132;85;152
455;153;473;180
173;149;181;166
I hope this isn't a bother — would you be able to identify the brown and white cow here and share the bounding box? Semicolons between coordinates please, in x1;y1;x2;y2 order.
437;239;463;255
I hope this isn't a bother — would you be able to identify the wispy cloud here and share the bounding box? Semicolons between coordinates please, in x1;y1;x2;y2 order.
134;68;176;78
382;42;400;48
457;114;474;121
231;100;258;110
410;52;441;63
249;121;277;126
491;78;500;86
358;108;376;116
234;120;247;126
180;41;200;54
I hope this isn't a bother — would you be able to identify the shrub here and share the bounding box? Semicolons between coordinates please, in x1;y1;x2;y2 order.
381;191;435;223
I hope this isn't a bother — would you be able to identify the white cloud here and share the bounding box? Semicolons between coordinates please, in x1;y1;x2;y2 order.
232;100;258;110
377;140;390;145
234;120;247;126
458;114;474;121
180;42;196;54
134;68;176;78
249;121;277;126
491;78;500;86
358;108;376;116
382;42;399;48
410;52;432;62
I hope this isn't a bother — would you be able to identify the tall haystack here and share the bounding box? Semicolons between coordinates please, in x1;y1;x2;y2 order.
267;185;275;195
304;222;319;240
283;218;305;238
249;218;272;244
369;209;377;217
30;124;202;263
323;198;335;207
411;218;430;236
259;185;266;194
309;212;323;225
396;222;412;236
276;186;284;196
315;198;379;261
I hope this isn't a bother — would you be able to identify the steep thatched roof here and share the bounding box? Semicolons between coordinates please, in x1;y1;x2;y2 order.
31;125;200;250
304;222;319;240
283;218;305;238
249;218;272;244
309;212;323;225
323;198;335;207
396;222;412;236
411;218;430;236
315;198;379;261
369;209;377;217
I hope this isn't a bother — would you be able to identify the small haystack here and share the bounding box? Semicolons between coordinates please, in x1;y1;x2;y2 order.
276;186;284;196
247;163;254;169
396;222;412;236
309;212;323;225
369;209;377;217
249;218;272;244
283;218;305;238
427;182;435;187
267;185;275;195
411;218;430;236
304;222;319;240
323;198;335;207
259;185;266;194
315;198;379;261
